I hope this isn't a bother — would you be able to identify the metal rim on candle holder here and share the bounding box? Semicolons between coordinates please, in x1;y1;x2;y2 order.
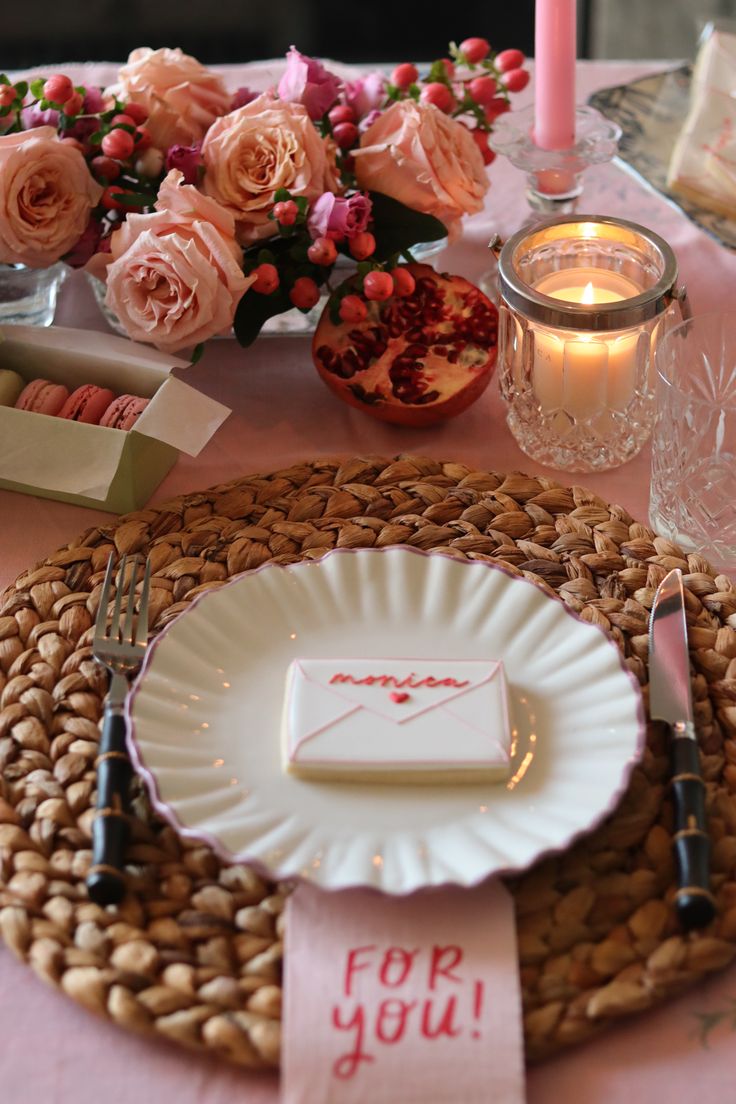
497;215;680;331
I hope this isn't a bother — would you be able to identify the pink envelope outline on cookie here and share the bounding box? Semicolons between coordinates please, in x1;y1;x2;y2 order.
285;658;512;773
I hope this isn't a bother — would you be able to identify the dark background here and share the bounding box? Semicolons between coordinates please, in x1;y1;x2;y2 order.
2;1;593;70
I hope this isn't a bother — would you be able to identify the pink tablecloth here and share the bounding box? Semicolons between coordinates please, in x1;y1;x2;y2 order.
1;59;736;1103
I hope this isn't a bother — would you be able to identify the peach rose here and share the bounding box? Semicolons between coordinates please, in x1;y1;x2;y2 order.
201;94;340;244
112;47;231;149
0;127;102;268
91;170;253;353
352;101;488;239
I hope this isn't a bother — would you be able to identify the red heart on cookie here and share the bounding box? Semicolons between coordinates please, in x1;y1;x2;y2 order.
390;691;410;703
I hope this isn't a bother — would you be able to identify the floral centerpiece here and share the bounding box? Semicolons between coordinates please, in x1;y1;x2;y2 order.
0;39;528;422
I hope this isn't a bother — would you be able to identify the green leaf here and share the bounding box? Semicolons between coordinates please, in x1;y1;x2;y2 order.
0;74;9;85
29;78;45;99
115;192;157;207
0;106;9;118
14;81;27;99
233;285;294;347
368;191;447;261
273;187;291;202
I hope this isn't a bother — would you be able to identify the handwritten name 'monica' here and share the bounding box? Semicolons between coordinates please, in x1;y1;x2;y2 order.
329;673;470;690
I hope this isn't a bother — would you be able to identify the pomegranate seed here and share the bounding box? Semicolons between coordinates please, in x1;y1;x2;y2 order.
42;74;74;105
495;49;525;73
273;200;299;226
290;276;321;310
349;232;376;261
308;237;338;266
459;37;491;64
101;185;128;211
329;104;355;126
419;82;454;113
123;102;148;124
390;267;416;297
471;129;496;165
333;121;359;149
91;155;121;181
501;68;530;94
363;271;394;301
252;263;279;294
391;63;419;89
468;76;499;106
101;128;135;160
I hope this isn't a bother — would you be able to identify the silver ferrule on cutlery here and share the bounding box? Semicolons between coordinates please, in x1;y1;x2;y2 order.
648;567;716;931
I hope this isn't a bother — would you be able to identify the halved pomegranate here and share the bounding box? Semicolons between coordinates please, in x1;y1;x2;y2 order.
312;263;498;427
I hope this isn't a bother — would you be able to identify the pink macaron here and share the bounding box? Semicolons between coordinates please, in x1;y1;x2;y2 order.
15;378;70;416
59;384;116;424
100;394;149;431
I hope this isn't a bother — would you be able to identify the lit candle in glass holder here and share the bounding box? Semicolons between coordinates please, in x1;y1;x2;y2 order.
495;216;689;472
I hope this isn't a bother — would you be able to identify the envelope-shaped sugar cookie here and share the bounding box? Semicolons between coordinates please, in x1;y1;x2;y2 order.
281;658;512;783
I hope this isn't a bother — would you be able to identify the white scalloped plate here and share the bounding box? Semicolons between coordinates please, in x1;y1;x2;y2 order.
128;547;646;893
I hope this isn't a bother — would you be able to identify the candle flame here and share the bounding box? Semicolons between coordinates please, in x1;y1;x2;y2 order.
582;281;596;305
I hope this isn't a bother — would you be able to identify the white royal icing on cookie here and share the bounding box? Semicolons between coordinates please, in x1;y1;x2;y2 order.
281;658;512;784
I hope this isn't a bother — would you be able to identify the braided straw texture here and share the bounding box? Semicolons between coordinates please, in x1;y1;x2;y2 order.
1;456;736;1068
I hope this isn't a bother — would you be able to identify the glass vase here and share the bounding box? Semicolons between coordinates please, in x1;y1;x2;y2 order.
0;262;66;326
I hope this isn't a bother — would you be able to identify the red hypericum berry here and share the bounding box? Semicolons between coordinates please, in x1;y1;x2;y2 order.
101;128;135;160
471;129;496;166
0;85;16;108
419;82;454;113
460;37;491;64
63;91;84;116
133;125;152;150
339;294;368;323
468;75;499;106
101;185;128;211
273;200;299;226
348;231;376;261
111;113;136;129
251;263;280;294
439;57;455;78
91;155;121;181
307;237;338;266
329;104;355;126
484;96;511;122
495;48;526;73
390;267;416;297
60;137;86;153
391;62;419;90
501;68;530;93
333;121;359;149
290;276;321;310
123;101;148;124
363;271;394;301
42;74;75;105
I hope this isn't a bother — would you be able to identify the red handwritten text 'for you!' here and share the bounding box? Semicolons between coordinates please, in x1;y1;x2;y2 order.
331;943;486;1080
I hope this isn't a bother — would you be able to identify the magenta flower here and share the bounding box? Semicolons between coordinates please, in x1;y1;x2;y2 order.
82;87;105;114
21;104;59;129
307;191;372;241
63;116;98;144
63;218;103;268
344;72;387;119
359;109;383;133
166;143;203;184
231;86;258;110
277;46;341;121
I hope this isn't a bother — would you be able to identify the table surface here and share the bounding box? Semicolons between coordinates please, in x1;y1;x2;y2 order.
2;58;736;1104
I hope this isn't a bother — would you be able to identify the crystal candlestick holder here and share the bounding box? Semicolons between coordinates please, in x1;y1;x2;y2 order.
489;104;622;216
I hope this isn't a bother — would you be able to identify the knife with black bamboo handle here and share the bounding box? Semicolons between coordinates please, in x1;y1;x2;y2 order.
649;568;716;931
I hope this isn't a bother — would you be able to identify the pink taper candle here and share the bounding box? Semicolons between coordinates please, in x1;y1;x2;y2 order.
534;0;577;150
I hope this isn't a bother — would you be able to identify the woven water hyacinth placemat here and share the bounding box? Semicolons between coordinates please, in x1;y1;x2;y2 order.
1;454;736;1069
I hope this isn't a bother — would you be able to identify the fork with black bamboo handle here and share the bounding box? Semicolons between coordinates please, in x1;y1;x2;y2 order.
86;553;151;906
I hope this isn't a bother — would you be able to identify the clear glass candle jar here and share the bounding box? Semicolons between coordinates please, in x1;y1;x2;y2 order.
495;216;687;471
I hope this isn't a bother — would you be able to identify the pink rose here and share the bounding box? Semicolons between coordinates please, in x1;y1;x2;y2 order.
307;192;372;241
344;72;387;119
112;47;231;149
353;101;488;239
277;47;341;121
90;170;252;352
0;127;102;267
201;94;340;244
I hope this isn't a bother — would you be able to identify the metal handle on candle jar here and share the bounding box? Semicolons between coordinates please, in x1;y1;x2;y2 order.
665;284;692;323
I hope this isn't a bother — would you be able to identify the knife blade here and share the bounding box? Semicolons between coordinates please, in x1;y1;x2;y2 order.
649;568;716;930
